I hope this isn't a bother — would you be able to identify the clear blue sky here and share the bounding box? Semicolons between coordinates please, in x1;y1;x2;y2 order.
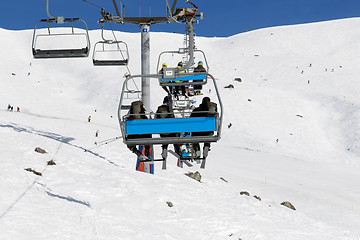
1;0;359;37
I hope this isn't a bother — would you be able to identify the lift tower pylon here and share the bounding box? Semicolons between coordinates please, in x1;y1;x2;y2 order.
107;0;202;111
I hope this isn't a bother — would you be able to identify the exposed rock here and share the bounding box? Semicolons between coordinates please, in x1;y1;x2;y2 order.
224;84;234;89
248;99;252;102
47;160;56;165
281;201;296;210
234;78;242;82
166;201;173;207
253;195;262;201
185;171;202;182
24;168;42;176
35;147;47;154
240;191;250;196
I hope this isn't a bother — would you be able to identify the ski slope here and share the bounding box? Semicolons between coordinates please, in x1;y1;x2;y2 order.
1;17;360;239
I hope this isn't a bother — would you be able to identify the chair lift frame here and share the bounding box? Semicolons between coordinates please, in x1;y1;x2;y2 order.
92;23;130;66
32;18;91;58
118;72;223;146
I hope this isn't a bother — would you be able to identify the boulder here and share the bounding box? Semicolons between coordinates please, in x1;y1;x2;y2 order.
281;201;296;210
224;84;234;89
185;171;202;182
35;147;47;154
240;191;250;196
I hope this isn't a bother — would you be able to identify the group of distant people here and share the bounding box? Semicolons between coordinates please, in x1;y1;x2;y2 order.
7;104;20;112
126;95;217;161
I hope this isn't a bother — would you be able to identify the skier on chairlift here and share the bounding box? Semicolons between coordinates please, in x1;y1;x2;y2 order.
175;62;186;97
126;100;152;160
193;61;206;95
159;63;173;94
155;96;181;159
190;96;217;158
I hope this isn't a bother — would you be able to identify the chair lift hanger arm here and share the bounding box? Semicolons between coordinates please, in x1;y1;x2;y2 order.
112;0;121;18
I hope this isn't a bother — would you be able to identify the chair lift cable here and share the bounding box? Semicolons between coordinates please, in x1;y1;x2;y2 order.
81;0;137;90
108;22;132;74
107;22;140;92
80;0;102;9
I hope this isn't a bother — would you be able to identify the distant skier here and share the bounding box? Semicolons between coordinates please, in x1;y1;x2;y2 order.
95;130;99;137
228;123;232;129
17;107;20;112
88;116;91;122
7;104;11;111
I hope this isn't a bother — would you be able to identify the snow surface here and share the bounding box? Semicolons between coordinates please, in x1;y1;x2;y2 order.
1;17;360;239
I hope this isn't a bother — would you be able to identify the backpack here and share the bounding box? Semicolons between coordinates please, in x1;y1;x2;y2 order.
207;102;217;117
156;105;170;119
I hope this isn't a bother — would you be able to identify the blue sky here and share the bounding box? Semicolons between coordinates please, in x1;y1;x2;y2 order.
1;0;359;37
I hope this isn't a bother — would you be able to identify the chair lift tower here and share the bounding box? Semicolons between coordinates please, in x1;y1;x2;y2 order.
108;0;202;110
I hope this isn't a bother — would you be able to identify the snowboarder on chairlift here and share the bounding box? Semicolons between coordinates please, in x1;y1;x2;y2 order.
126;100;152;160
190;97;218;158
155;96;181;159
193;61;206;94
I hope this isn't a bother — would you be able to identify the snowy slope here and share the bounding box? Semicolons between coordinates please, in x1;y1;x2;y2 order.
1;17;360;239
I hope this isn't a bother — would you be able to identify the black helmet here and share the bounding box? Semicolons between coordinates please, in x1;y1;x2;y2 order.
202;97;210;105
163;96;169;104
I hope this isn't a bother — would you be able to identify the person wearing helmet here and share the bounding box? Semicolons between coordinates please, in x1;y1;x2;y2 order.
159;63;167;74
175;62;186;96
193;61;206;94
126;100;152;161
155;96;181;159
159;63;173;94
190;97;218;159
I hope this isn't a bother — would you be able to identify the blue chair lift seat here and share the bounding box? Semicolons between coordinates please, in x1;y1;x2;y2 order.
122;116;219;146
160;74;206;86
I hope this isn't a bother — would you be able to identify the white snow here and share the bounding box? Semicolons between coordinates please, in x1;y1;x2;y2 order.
1;17;360;239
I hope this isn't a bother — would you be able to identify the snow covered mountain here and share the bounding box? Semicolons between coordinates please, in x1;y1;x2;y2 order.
1;17;360;239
